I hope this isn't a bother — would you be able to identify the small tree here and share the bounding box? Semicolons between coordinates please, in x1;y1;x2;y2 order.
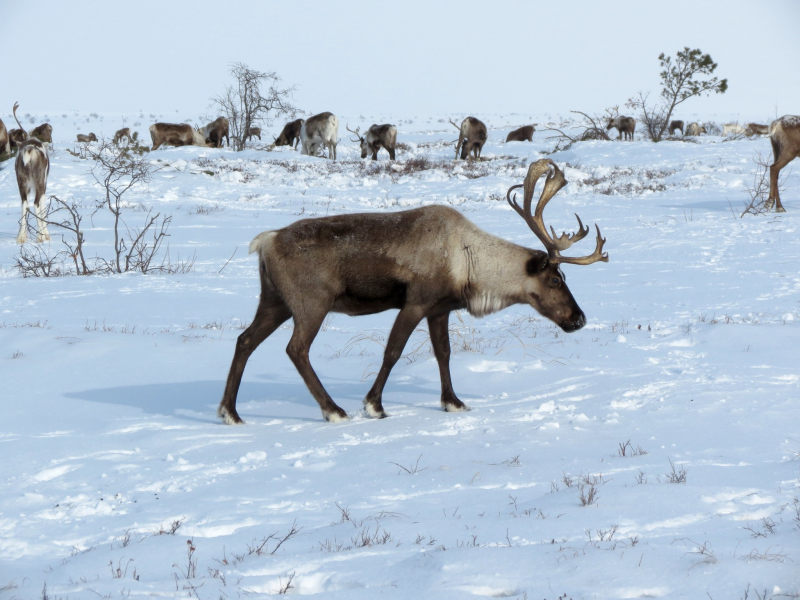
212;63;298;151
628;47;728;142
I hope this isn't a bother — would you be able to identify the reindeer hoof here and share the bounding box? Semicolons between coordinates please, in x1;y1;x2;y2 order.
443;399;470;412
324;408;349;423
364;401;387;419
218;405;245;425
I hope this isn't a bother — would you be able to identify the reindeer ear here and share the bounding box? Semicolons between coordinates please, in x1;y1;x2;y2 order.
526;255;549;275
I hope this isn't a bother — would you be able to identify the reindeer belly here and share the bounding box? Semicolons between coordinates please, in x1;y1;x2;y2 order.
332;268;408;316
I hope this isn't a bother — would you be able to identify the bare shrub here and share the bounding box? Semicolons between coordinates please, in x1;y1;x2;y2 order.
579;484;599;506
389;454;427;475
351;523;393;548
675;538;718;566
666;458;687;483
155;518;184;536
14;243;69;278
212;63;298;152
741;151;788;216
542;110;611;152
618;440;648;457
245;520;301;556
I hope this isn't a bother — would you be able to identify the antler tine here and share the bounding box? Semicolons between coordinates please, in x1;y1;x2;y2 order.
345;123;362;142
448;118;461;130
548;213;589;252
554;224;609;265
13;101;25;133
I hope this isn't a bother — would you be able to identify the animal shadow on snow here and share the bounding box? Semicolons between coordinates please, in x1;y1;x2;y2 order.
64;377;454;423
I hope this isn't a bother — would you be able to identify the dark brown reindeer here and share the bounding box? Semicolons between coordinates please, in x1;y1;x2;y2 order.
273;119;304;148
30;123;53;144
217;159;608;424
15;138;50;244
668;120;684;136
767;115;800;213
200;116;229;148
746;123;770;136
76;133;97;143
450;117;488;159
346;123;398;160
506;125;536;142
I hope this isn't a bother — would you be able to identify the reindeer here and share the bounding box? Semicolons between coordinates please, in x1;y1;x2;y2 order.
76;133;97;143
746;123;770;136
245;127;262;141
0;116;9;155
606;115;636;141
450;117;488;160
506;125;536;143
273;119;304;148
217;159;608;424
199;117;229;148
300;112;339;159
767;115;800;213
9;129;27;149
668;120;684;136
346;123;397;160
685;122;706;136
150;123;212;150
30;123;53;144
15;138;50;244
723;123;746;136
113;128;132;145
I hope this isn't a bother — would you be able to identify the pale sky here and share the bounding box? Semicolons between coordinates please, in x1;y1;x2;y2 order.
3;0;798;120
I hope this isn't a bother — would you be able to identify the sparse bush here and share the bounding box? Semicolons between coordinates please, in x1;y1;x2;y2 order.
212;62;298;151
666;458;687;483
741;151;788;216
628;47;728;142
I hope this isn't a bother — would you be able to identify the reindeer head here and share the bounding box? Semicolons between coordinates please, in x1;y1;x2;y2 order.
506;160;608;332
346;124;368;159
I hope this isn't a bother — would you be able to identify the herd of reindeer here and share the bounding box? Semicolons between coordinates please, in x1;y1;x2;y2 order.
2;100;799;423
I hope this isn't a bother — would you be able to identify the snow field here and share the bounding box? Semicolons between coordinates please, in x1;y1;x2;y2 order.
0;112;799;598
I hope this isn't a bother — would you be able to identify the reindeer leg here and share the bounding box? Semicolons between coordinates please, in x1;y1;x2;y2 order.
34;189;49;243
428;312;468;412
769;157;791;213
363;305;426;418
16;197;28;245
286;303;348;422
218;297;292;424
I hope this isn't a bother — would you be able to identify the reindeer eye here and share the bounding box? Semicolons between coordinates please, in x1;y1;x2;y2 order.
550;277;561;286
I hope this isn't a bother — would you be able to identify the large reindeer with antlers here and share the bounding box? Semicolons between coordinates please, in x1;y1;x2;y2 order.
347;123;397;160
450;116;488;159
217;159;608;424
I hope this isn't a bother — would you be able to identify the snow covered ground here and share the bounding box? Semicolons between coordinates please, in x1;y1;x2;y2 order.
1;112;799;599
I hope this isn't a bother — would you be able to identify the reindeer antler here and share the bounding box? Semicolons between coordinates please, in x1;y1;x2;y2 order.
345;124;362;143
13;101;26;134
506;159;608;266
448;118;462;131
